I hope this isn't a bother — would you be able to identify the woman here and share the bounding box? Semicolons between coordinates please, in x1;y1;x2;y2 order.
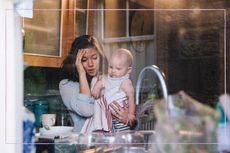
59;35;133;132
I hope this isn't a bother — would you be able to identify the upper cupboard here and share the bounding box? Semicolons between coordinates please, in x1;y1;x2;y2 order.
23;0;94;67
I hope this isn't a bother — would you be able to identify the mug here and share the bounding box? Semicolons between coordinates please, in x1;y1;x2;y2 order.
41;114;56;128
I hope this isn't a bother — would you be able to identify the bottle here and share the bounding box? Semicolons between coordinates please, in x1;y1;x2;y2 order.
216;102;230;153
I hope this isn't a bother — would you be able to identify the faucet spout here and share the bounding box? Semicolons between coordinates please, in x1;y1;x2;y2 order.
135;65;168;112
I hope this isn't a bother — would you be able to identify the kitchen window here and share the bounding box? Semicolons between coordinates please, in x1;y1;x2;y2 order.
102;0;155;42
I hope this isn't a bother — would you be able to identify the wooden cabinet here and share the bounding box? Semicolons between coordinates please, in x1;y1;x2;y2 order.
23;0;94;68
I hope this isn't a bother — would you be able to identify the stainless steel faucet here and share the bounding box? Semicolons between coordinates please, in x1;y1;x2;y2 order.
135;65;168;114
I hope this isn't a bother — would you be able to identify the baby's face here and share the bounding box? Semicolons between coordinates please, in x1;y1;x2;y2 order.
108;55;131;78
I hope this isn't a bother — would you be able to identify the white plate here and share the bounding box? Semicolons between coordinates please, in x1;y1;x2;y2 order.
40;126;74;136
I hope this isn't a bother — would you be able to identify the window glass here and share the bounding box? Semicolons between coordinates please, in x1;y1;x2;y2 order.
23;0;61;56
75;0;87;36
129;1;154;36
104;0;126;38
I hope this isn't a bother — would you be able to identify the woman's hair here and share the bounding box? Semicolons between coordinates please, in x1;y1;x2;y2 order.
60;35;108;83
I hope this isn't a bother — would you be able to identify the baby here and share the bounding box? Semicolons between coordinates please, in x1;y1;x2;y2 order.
91;48;136;132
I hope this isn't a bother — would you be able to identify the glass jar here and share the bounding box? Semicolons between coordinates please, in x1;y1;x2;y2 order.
24;99;34;113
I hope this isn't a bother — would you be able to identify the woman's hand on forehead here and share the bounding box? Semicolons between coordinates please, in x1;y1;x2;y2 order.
76;49;86;74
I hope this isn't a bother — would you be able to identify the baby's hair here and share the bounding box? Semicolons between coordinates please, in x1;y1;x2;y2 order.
112;48;133;66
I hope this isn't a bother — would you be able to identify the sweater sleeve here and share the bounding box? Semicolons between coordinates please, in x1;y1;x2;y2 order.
59;79;94;117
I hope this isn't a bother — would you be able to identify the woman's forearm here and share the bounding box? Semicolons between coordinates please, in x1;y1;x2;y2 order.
79;73;91;96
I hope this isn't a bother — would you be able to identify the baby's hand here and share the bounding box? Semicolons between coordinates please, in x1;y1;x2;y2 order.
127;113;136;125
91;90;100;99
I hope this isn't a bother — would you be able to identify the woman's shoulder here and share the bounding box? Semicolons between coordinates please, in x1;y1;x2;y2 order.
59;79;68;84
59;79;79;87
59;79;70;85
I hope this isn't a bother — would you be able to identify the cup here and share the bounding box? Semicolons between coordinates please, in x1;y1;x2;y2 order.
41;114;56;128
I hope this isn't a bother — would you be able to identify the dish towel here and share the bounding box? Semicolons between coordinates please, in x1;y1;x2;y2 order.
80;95;112;133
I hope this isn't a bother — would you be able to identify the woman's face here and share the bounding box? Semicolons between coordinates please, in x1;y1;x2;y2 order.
81;48;100;77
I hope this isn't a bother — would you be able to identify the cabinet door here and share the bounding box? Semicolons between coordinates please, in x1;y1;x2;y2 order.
23;0;93;68
23;0;67;67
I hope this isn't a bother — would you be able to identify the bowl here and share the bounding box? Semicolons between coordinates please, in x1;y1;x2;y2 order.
40;126;73;136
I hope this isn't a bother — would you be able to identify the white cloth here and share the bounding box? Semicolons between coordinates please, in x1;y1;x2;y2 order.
80;75;129;133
